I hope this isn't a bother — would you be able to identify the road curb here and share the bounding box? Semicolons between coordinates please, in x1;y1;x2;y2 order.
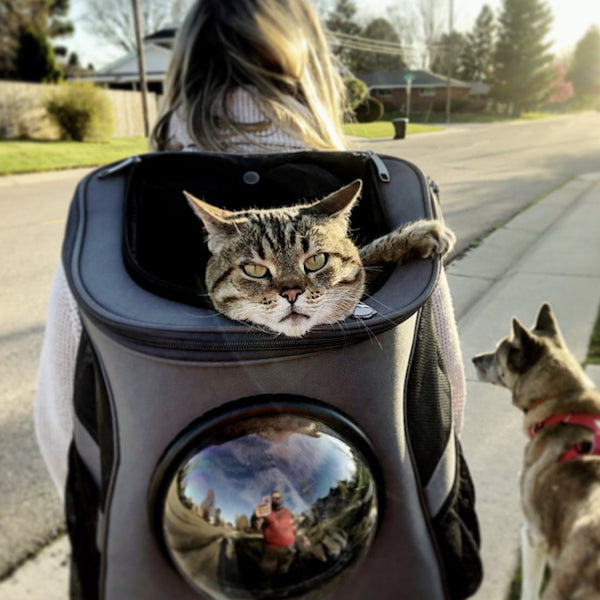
0;167;95;188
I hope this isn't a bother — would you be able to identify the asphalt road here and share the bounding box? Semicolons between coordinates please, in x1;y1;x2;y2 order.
355;112;600;255
1;113;599;579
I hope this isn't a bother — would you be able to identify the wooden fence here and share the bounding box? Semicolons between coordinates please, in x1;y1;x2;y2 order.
0;80;160;139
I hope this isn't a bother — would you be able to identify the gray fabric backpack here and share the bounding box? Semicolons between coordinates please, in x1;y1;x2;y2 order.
62;151;482;600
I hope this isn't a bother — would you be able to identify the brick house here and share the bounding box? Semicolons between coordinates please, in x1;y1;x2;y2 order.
357;69;473;113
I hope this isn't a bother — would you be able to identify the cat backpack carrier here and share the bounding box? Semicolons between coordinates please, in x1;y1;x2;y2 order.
62;150;482;600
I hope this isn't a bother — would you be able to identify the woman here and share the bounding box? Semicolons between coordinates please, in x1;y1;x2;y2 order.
35;0;466;498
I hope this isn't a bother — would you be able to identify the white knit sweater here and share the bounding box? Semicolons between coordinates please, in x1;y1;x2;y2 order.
34;89;466;499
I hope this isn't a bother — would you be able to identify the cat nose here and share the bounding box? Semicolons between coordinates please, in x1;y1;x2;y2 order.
280;288;304;304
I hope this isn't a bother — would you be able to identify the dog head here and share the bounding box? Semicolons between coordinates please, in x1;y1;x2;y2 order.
472;303;592;411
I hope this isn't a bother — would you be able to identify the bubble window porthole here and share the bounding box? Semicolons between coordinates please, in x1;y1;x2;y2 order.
149;397;383;600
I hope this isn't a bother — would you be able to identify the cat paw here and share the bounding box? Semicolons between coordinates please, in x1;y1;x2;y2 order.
406;220;456;259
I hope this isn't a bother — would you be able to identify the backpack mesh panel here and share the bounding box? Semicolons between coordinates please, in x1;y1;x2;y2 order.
405;300;453;487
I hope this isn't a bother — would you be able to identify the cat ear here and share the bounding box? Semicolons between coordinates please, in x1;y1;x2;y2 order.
313;179;362;219
184;191;239;252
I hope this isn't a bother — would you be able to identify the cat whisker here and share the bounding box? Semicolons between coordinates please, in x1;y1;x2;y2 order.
237;319;279;337
182;311;222;320
353;318;383;350
359;291;397;314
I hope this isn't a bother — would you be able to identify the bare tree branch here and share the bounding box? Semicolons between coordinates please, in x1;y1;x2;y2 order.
82;0;173;52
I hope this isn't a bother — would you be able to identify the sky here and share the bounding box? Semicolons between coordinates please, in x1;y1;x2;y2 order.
65;0;600;70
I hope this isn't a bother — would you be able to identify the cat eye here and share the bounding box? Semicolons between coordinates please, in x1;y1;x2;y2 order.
242;263;269;278
304;253;328;272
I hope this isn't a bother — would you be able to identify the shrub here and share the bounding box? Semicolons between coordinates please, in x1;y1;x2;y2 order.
45;81;114;141
354;96;384;123
344;77;368;109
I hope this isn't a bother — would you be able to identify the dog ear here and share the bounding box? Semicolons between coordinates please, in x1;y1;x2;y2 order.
533;303;564;346
510;318;544;372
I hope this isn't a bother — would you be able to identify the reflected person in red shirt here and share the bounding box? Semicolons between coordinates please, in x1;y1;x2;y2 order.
254;490;295;577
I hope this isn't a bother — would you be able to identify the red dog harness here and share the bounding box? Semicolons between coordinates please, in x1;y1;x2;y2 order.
530;413;600;463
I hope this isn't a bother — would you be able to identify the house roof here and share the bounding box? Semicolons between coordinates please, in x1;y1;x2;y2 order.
144;25;179;49
77;43;172;83
358;69;471;89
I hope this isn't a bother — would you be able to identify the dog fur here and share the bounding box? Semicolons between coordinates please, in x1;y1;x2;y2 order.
472;303;600;600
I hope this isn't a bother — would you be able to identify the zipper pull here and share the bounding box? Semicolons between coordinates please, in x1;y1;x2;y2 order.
98;155;142;179
428;178;440;198
366;151;390;183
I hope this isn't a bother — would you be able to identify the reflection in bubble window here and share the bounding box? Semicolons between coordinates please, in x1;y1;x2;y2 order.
157;412;380;600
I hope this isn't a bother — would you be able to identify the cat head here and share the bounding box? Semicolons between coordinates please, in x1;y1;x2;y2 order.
184;180;365;337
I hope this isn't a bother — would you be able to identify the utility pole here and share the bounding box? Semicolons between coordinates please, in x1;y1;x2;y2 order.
445;0;454;124
132;0;150;137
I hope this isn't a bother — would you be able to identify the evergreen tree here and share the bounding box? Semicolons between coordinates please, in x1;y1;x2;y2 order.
47;0;74;39
492;0;554;116
459;4;495;82
0;0;72;79
430;31;465;78
353;18;406;73
567;25;600;107
326;0;362;72
16;24;62;82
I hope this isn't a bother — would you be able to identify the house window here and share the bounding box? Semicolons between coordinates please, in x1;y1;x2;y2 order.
419;88;435;97
373;88;393;98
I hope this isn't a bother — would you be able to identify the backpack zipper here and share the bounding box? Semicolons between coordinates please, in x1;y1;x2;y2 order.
97;155;141;179
365;151;391;182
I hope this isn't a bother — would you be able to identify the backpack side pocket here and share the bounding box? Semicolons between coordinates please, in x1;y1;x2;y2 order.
431;440;482;600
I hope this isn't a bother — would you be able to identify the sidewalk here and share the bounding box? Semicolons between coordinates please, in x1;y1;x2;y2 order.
1;172;599;600
451;171;600;600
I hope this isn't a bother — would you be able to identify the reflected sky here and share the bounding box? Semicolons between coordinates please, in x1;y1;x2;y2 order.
180;430;358;522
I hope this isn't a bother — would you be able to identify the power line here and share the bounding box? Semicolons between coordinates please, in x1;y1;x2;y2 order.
327;30;451;56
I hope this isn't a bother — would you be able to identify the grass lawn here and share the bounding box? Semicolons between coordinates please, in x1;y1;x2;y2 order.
587;304;600;364
343;121;442;138
0;137;149;175
0;111;559;174
0;125;439;175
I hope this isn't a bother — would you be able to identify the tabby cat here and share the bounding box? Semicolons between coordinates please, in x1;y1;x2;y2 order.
185;179;455;337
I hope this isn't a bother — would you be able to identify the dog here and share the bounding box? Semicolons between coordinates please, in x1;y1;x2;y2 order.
472;303;600;600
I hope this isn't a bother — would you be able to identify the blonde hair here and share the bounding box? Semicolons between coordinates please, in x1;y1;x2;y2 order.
150;0;349;152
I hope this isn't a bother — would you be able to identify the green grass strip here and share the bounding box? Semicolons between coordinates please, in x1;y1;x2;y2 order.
342;121;442;138
587;303;600;365
0;137;149;175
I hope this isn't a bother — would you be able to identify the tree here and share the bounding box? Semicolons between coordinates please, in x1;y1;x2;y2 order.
326;0;362;71
417;0;447;69
567;25;600;107
47;0;73;38
82;0;193;52
545;62;574;107
0;0;72;79
352;18;406;73
1;0;43;78
344;77;368;109
492;0;554;116
430;31;465;78
459;4;495;82
16;24;62;82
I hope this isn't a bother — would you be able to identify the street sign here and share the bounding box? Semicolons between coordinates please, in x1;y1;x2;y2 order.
403;73;415;83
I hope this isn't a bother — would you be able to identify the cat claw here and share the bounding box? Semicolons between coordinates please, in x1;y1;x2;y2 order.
414;223;456;258
437;226;456;256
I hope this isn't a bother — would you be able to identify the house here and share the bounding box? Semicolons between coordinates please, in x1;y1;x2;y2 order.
357;69;473;113
82;26;178;93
